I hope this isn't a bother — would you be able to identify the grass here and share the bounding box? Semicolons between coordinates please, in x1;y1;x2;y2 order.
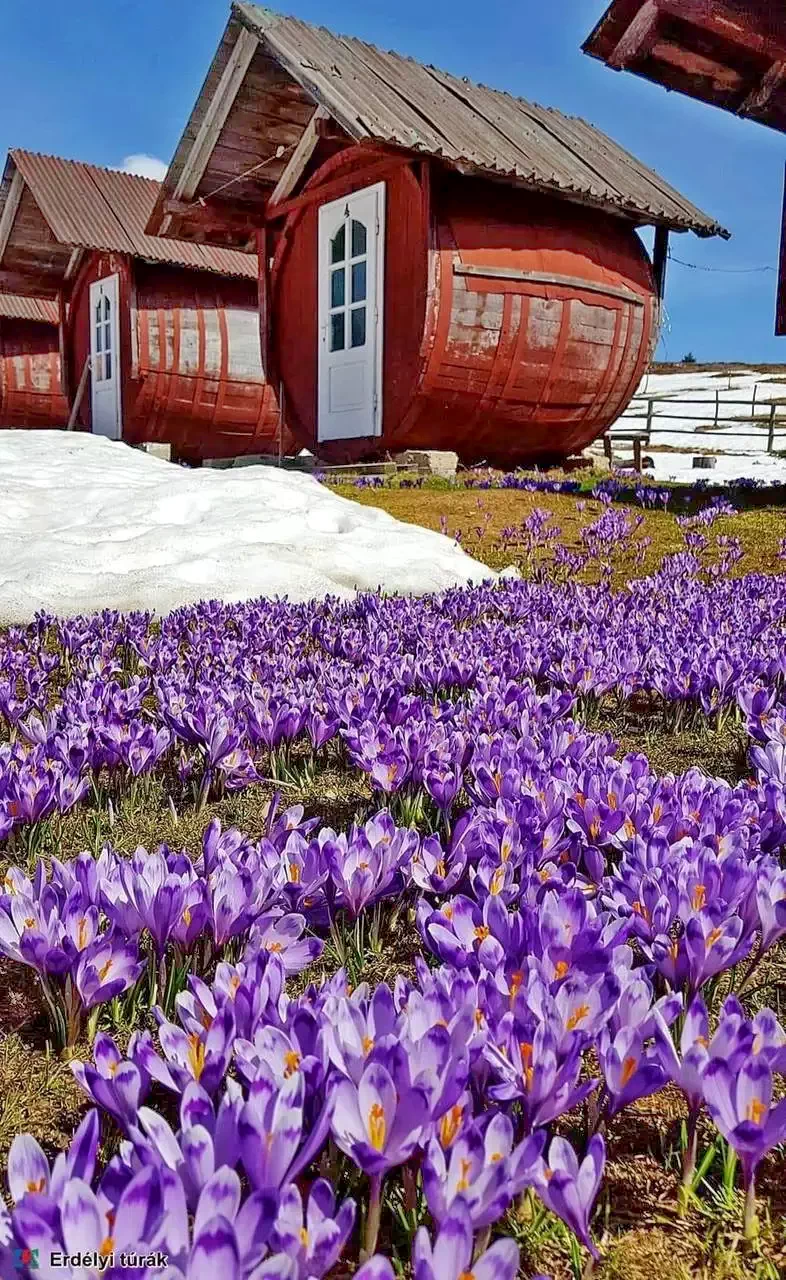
2;477;786;1278
330;483;786;584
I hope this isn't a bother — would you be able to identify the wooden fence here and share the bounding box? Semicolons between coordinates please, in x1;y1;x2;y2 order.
604;389;786;471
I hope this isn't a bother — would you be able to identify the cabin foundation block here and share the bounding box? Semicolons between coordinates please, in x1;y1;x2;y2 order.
391;450;458;478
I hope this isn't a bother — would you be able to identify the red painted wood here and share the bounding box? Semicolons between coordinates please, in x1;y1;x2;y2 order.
274;163;658;465
66;253;294;459
0;317;68;428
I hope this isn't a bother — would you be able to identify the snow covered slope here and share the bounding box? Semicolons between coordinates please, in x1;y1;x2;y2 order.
613;368;786;455
0;433;495;622
608;368;786;485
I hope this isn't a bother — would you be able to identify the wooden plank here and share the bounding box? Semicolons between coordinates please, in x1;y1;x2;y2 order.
0;170;24;262
740;60;786;117
653;226;669;301
174;28;259;202
256;226;270;375
0;267;54;295
64;248;83;281
777;162;786;337
453;264;646;306
608;0;661;69
268;106;331;207
658;0;786;64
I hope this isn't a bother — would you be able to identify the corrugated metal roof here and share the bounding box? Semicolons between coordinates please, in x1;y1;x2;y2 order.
234;2;728;238
6;152;258;277
0;293;58;323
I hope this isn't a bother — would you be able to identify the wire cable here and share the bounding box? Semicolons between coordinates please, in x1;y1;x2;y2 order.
667;251;776;274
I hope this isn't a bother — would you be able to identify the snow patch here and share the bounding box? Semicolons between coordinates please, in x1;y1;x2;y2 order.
0;433;496;622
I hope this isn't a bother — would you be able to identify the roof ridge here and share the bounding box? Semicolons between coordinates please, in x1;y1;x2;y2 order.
237;4;584;128
10;149;161;190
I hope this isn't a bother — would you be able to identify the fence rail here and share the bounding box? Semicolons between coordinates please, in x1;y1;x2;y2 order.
606;390;786;471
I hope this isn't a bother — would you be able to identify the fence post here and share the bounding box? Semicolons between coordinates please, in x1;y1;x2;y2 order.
714;389;720;428
633;437;642;473
646;397;654;440
752;382;758;416
768;403;777;453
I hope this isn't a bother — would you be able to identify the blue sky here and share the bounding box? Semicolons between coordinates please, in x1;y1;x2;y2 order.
2;0;784;362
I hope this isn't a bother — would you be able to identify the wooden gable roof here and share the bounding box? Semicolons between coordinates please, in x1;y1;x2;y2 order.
148;2;727;249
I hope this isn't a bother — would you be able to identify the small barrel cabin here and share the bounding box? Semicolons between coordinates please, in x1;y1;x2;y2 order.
147;2;728;467
0;293;67;428
0;151;294;460
584;0;786;336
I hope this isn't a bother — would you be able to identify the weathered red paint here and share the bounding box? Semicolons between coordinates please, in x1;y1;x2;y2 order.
272;154;658;465
0;316;68;428
65;252;294;459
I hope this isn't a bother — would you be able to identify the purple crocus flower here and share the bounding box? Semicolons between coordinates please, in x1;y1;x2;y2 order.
423;1114;545;1229
133;1006;235;1096
239;1071;332;1193
75;934;145;1011
244;911;323;975
536;1134;605;1260
269;1179;355;1279
71;1033;150;1130
330;1060;430;1176
412;1196;519;1280
702;1055;786;1234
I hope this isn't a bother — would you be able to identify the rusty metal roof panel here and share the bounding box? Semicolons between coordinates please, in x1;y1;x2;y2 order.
235;2;728;237
0;293;58;323
7;151;258;277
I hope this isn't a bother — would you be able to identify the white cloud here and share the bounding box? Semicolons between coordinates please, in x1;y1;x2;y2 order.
120;153;169;182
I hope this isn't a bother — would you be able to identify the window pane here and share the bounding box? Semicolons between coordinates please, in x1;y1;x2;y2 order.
351;260;366;303
351;219;367;258
95;301;102;325
105;322;112;353
105;351;112;380
350;306;366;348
96;325;103;353
104;295;111;320
330;267;345;309
330;225;346;264
330;312;345;352
94;353;103;382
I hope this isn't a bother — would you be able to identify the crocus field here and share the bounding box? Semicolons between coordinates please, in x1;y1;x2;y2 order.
2;474;786;1280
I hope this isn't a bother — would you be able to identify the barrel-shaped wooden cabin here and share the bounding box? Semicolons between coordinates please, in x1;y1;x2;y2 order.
147;2;728;466
0;293;67;428
0;151;294;459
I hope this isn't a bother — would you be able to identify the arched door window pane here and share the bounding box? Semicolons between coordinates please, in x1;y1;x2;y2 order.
327;213;369;354
94;288;114;382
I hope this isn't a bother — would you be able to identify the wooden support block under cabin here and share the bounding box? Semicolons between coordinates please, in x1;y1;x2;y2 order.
391;451;459;478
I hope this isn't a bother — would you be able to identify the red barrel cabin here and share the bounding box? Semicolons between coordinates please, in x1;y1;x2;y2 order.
0;151;295;459
0;293;67;428
147;3;727;467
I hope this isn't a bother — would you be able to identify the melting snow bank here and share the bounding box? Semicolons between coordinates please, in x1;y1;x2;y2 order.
0;433;496;622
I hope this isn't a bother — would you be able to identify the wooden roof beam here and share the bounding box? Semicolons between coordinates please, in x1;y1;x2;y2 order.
163;198;262;236
0;267;56;297
0;169;24;264
740;60;786;117
657;0;786;64
267;106;331;209
172;27;259;205
607;0;661;70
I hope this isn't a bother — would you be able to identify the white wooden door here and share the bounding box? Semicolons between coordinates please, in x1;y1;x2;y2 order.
89;274;122;440
317;181;385;442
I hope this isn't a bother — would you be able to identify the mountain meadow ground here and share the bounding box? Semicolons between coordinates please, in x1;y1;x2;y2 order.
1;467;786;1280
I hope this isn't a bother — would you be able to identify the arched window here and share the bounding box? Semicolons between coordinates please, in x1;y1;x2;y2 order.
94;288;113;381
328;215;368;353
